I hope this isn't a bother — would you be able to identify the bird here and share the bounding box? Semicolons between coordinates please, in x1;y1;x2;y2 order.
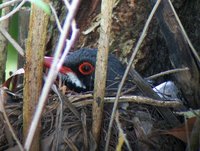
44;48;127;94
44;48;181;100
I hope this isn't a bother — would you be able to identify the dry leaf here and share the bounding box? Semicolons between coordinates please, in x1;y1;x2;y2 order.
162;117;196;143
2;68;24;90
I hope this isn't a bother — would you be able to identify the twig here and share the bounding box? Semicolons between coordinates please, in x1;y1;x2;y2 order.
63;0;71;8
105;95;182;108
49;3;62;33
72;95;182;108
81;110;88;151
105;0;161;150
0;27;25;57
115;111;132;151
0;0;26;22
147;67;189;80
52;84;80;119
0;0;21;9
49;83;64;150
0;88;24;151
61;0;79;48
54;99;62;151
168;0;200;65
58;20;79;70
92;0;113;145
24;0;81;150
63;137;79;151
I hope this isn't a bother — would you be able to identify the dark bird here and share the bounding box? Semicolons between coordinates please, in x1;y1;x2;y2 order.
44;48;126;93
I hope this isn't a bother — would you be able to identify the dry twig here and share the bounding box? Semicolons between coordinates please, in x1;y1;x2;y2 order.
147;67;189;80
0;0;26;22
92;0;113;145
0;0;22;9
0;27;24;57
71;95;182;108
115;111;132;151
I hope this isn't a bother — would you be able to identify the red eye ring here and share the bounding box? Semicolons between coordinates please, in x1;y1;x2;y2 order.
79;62;94;75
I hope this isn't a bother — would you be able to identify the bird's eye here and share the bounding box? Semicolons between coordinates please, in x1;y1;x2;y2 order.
79;62;94;75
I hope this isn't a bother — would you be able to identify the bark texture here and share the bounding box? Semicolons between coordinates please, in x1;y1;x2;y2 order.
23;3;49;151
92;0;113;146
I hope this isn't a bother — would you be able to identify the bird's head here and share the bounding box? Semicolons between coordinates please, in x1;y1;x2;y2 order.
44;48;125;93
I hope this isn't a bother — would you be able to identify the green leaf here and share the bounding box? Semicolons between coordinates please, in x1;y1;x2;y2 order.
29;0;51;15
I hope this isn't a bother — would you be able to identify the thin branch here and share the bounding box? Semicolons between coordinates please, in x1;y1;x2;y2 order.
81;110;89;151
92;0;113;145
24;0;81;150
0;27;25;57
49;2;79;47
167;0;200;64
105;0;161;150
58;20;79;69
115;111;132;151
105;95;182;108
0;0;21;9
49;3;62;33
52;84;80;119
54;88;64;150
62;0;71;8
72;95;182;108
0;0;26;22
147;67;189;80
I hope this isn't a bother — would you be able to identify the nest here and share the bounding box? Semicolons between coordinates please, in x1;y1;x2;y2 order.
0;90;185;151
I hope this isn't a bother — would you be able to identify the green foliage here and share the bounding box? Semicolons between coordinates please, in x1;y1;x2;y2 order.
6;13;18;79
29;0;51;15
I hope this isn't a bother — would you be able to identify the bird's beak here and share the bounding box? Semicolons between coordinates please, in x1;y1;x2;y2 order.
44;56;86;90
44;56;73;74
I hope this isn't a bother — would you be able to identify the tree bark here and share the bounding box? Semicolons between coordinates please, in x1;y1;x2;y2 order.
23;3;49;151
92;0;113;147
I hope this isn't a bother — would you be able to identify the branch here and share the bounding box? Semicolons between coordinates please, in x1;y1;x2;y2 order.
72;95;183;108
0;27;25;57
0;0;26;22
22;1;49;150
49;3;62;33
147;67;189;80
115;111;132;151
0;0;21;9
92;0;113;146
